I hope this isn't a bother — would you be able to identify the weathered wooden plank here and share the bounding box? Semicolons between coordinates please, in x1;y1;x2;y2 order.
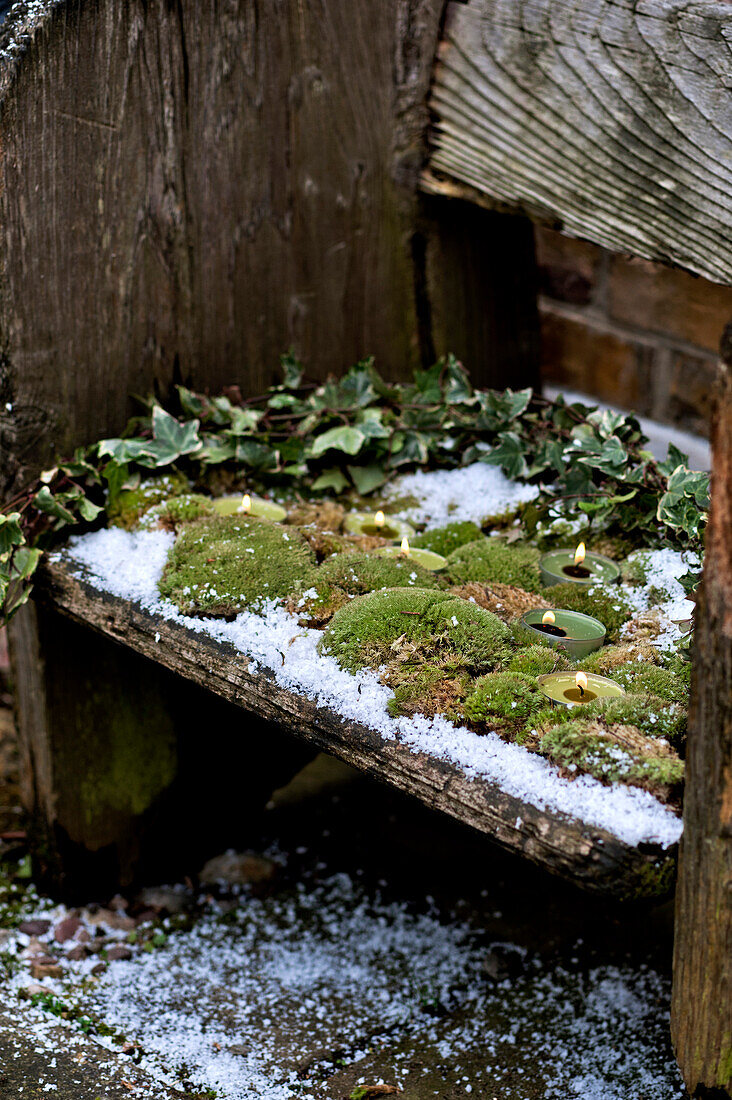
671;344;732;1097
423;0;732;284
32;556;677;900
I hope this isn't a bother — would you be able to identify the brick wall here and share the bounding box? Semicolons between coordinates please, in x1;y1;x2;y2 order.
535;227;732;437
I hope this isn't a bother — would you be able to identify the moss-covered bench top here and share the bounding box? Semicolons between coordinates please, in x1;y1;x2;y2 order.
41;471;695;899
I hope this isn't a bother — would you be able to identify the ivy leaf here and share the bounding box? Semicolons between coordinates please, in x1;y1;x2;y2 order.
414;363;443;403
278;351;304;390
33;487;76;523
176;386;206;418
233;439;278;469
308;426;366;458
481;432;529;480
0;514;24;555
388;431;430;467
78;498;104;522
348;464;387;495
311;468;349;493
443;356;473;404
228;407;262;435
338;366;377;408
144;407;202;466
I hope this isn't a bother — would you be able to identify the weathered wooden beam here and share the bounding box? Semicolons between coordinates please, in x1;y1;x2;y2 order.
29;555;677;900
671;333;732;1098
423;0;732;285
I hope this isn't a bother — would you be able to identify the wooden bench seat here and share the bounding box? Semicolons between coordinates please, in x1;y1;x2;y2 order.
33;554;678;901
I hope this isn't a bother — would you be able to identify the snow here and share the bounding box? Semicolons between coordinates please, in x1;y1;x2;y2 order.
384;460;539;528
1;871;684;1100
60;515;683;850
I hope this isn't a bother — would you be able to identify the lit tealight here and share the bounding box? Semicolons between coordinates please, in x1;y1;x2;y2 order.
240;494;252;515
576;671;588;697
400;536;410;556
574;542;586;566
542;610;556;626
374;510;386;529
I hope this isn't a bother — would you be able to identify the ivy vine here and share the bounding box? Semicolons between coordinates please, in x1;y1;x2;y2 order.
1;353;709;623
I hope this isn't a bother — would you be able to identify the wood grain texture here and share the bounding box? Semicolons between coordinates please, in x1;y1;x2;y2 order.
0;0;540;494
671;349;732;1097
32;555;677;900
423;0;732;285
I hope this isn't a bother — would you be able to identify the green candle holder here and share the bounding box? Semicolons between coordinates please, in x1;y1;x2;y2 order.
344;511;415;540
212;495;287;522
538;671;625;708
376;545;447;572
539;548;621;587
520;609;606;659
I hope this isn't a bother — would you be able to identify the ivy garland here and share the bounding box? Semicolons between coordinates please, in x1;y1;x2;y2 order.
0;354;708;623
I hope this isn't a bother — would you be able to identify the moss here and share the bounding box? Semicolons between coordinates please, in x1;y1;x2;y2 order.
508;645;570;677
613;853;676;901
464;672;546;726
584;693;687;746
411;521;482;558
611;662;690;705
445;539;542;592
540;718;684;798
159;514;317;616
579;643;663;676
386;663;470;721
319;587;514;675
296;550;444;627
540;582;633;641
108;472;189;530
663;651;692;689
139;493;216;532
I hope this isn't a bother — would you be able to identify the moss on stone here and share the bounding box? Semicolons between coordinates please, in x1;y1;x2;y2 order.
319;587;514;675
139;493;216;532
539;718;684;800
445;539;542;592
584;693;686;746
508;645;570;678
411;521;482;558
108;472;189;530
159;514;317;616
540;582;633;641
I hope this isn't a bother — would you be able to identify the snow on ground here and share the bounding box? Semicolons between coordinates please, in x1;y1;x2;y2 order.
2;871;684;1100
60;459;686;851
384;460;539;528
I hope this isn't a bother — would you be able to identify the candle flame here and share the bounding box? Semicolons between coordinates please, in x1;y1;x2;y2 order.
241;494;252;514
374;510;385;529
574;542;586;566
542;611;556;626
575;671;588;694
400;536;410;556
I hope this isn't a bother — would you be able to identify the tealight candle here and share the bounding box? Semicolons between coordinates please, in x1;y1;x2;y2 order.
344;510;415;540
538;670;625;708
212;493;288;523
521;608;606;659
539;542;621;587
376;536;447;572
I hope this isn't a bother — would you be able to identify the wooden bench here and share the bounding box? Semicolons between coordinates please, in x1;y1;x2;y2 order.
1;1;731;1094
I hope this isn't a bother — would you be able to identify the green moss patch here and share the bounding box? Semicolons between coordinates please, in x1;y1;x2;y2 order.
108;472;189;530
540;719;684;802
296;551;444;627
319;587;514;675
584;693;687;746
411;522;482;558
610;663;690;706
140;493;216;532
579;643;663;676
464;672;546;734
444;539;542;592
540;582;633;641
159;514;317;616
508;645;570;678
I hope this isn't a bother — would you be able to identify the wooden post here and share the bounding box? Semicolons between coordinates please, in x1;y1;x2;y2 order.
671;327;732;1098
